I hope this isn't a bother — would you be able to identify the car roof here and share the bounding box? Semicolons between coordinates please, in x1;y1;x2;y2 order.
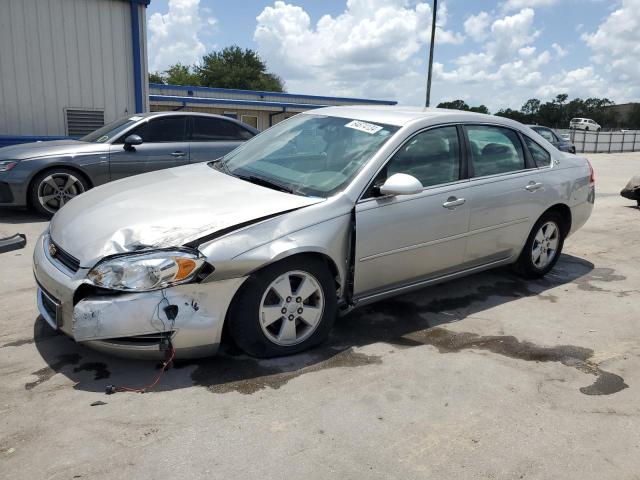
306;105;523;129
130;111;259;133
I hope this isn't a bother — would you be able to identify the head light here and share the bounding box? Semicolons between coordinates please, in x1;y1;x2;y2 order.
87;250;205;291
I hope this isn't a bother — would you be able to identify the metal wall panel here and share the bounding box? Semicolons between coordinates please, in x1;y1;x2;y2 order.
0;0;147;136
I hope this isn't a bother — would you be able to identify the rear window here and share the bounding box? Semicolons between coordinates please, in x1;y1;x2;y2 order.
466;125;525;177
191;117;254;141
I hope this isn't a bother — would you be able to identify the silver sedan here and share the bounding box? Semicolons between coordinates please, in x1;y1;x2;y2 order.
33;106;595;359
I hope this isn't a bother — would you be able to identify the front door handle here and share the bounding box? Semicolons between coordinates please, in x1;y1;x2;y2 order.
525;181;543;192
171;151;187;157
442;196;466;209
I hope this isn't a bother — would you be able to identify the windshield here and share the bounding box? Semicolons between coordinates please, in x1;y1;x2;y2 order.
80;115;144;143
218;114;399;197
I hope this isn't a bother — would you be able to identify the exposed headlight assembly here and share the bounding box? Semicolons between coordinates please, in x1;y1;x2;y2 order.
0;160;18;172
88;250;205;292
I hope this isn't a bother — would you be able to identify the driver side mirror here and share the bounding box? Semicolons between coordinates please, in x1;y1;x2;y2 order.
379;173;423;196
123;134;143;150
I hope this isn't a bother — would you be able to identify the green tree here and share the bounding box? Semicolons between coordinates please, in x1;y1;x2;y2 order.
494;108;527;123
149;71;165;84
627;104;640;129
521;98;541;120
163;63;201;86
195;46;284;92
469;105;490;114
437;100;470;110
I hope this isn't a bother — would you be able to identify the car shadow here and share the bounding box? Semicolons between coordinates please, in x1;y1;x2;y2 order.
0;208;48;224
30;253;611;396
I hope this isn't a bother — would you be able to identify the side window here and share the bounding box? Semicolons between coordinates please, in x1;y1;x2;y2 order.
523;136;551;167
372;126;460;193
191;117;254;141
536;128;555;143
130;116;187;143
466;125;525;177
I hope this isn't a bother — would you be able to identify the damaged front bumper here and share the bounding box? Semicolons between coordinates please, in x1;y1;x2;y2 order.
33;233;247;359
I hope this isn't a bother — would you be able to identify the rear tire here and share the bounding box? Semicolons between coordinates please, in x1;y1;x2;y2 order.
227;256;337;358
513;211;566;279
29;168;89;217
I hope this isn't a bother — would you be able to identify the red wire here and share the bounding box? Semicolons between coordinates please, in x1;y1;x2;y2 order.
114;346;176;393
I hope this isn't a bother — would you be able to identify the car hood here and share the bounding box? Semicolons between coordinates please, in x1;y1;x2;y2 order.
49;163;323;266
0;140;107;161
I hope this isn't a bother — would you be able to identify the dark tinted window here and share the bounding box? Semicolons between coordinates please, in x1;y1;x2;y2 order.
533;127;556;143
467;125;525;177
523;136;551;167
191;116;254;141
380;126;460;188
129;116;188;143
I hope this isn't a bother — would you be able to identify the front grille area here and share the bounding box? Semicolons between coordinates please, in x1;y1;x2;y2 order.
40;290;58;319
38;285;61;329
105;332;175;347
49;239;80;273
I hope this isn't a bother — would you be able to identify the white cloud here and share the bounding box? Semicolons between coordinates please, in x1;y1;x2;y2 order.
254;0;463;103
581;0;640;100
502;0;558;12
431;8;562;110
535;66;610;99
148;0;212;71
464;11;490;42
486;8;539;61
551;42;567;58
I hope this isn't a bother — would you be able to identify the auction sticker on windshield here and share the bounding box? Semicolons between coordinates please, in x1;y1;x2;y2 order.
345;120;383;134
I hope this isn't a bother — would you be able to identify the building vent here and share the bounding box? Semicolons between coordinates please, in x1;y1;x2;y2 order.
65;108;105;136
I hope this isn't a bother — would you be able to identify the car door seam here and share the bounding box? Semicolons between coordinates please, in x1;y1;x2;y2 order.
359;217;528;263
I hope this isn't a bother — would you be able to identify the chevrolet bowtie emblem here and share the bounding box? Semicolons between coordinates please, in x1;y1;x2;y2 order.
48;243;57;257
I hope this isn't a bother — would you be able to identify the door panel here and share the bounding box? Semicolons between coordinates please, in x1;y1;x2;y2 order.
353;125;469;298
190;141;243;163
109;116;190;180
463;124;544;263
464;171;542;263
354;184;470;297
189;116;254;163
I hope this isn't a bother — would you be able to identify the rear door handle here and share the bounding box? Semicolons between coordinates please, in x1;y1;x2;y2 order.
442;197;466;209
171;151;187;157
525;182;543;192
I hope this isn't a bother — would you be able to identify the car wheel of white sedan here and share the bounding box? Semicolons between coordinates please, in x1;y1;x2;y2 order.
513;211;566;279
228;256;337;358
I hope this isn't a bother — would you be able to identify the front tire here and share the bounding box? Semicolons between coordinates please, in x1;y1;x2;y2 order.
513;212;566;279
227;256;337;358
29;168;89;216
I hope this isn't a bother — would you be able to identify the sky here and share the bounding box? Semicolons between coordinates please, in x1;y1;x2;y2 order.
146;0;640;112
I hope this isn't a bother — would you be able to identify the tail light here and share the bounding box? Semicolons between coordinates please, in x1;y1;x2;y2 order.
586;159;595;185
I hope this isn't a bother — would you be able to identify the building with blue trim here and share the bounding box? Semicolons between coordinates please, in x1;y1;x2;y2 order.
0;0;149;146
149;83;397;131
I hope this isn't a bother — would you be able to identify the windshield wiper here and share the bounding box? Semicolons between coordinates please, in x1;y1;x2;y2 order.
236;174;296;194
210;159;231;174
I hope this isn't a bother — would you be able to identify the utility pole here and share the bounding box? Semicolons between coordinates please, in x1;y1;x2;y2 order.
425;0;437;107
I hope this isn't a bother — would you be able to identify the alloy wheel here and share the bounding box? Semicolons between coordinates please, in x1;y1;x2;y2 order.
531;221;560;269
37;173;85;214
259;270;325;346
